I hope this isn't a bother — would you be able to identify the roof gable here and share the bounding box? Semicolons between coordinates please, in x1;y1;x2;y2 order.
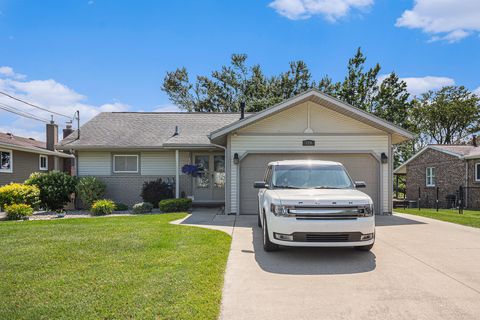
209;89;414;144
394;145;465;174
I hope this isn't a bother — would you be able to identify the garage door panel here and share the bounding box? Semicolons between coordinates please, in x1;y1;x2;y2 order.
239;153;379;215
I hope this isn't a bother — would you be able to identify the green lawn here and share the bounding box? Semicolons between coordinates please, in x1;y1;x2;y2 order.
0;214;231;320
395;208;480;228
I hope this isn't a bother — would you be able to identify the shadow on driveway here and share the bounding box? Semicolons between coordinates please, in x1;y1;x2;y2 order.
376;214;426;227
247;218;377;275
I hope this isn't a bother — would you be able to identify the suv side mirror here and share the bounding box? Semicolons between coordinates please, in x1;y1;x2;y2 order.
254;181;268;188
355;181;366;188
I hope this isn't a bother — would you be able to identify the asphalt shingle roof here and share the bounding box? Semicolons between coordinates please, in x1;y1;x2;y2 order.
0;132;46;150
431;144;479;157
58;112;249;149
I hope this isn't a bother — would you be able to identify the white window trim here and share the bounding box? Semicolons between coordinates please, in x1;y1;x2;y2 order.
0;149;13;173
113;154;139;173
475;163;480;182
39;155;48;171
426;167;435;187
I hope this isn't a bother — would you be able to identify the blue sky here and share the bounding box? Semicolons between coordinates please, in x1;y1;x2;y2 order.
1;0;479;140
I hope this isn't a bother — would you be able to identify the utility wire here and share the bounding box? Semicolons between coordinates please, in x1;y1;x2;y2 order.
0;91;72;119
0;102;50;123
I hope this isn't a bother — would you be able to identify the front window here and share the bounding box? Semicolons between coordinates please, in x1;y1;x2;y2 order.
0;150;12;173
476;163;480;182
113;155;138;173
39;155;48;170
426;167;435;187
271;164;353;189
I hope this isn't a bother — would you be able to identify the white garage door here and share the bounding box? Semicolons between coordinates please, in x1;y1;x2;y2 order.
239;153;379;215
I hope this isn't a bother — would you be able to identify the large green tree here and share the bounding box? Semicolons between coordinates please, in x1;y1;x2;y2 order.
162;49;411;127
411;86;480;144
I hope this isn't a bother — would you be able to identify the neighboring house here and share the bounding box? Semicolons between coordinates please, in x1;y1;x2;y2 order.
394;144;480;209
57;89;413;215
0;123;75;186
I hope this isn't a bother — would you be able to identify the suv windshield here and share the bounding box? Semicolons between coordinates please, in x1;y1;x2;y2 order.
271;164;353;189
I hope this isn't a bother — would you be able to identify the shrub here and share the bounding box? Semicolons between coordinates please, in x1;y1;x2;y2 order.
5;203;34;220
114;202;129;211
159;198;192;213
76;177;106;209
140;178;173;208
132;202;153;214
0;183;40;209
25;171;77;211
90;199;115;216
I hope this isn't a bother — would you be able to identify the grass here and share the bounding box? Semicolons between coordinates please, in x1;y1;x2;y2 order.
0;214;231;319
395;208;480;228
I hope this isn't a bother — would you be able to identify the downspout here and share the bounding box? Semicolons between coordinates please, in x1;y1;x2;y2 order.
175;150;180;198
210;143;227;214
465;159;469;208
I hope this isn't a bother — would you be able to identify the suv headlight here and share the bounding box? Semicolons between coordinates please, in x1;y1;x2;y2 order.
358;204;374;217
270;203;294;217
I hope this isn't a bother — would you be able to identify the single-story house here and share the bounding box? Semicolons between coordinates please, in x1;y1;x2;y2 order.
57;89;413;215
394;143;480;209
1;123;74;186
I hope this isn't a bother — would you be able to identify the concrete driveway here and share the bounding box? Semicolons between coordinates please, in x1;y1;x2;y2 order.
177;211;480;319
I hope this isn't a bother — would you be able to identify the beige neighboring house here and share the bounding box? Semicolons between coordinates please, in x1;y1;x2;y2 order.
57;89;413;215
0;123;74;186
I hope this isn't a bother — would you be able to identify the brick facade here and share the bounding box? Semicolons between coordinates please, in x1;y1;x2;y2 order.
406;149;464;208
406;148;480;209
96;175;192;206
466;159;480;209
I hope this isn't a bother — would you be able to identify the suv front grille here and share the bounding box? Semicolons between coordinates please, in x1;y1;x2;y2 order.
292;232;362;242
289;206;365;219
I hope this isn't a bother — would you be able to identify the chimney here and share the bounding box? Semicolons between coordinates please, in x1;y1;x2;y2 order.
240;102;245;120
473;135;478;147
46;121;58;151
63;123;74;139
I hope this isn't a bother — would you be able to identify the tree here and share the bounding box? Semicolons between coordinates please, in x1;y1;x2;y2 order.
162;49;415;165
411;86;480;144
162;54;315;112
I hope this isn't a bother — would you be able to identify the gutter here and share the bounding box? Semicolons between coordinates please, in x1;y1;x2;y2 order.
0;143;74;158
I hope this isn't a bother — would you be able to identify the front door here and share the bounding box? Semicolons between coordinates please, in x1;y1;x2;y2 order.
193;153;225;202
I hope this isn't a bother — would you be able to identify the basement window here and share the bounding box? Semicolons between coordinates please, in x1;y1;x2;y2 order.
39;155;48;171
476;163;480;182
113;155;138;173
426;167;436;187
0;149;12;173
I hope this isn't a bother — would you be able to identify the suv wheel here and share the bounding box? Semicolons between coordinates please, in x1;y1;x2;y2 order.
355;243;374;251
258;212;262;227
262;215;279;252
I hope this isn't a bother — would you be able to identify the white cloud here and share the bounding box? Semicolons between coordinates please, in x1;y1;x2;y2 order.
396;0;480;43
473;86;480;96
0;66;130;139
379;74;455;96
0;66;26;79
268;0;373;21
153;104;182;112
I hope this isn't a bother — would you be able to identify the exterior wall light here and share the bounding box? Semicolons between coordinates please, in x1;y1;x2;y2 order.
233;153;239;164
381;152;388;164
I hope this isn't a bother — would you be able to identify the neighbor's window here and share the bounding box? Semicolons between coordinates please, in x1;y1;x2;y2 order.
113;155;138;173
426;167;436;187
476;163;480;182
0;149;12;173
39;155;48;170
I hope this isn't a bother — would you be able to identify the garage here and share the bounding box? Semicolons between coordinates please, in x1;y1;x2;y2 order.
239;153;379;215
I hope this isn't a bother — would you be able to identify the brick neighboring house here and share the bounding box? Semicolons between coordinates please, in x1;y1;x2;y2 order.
0;122;75;186
394;144;480;209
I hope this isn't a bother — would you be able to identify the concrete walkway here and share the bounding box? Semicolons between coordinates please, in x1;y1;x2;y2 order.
176;211;480;320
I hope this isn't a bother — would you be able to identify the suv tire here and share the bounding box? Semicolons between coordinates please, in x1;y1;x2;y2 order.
262;215;279;251
355;243;374;251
